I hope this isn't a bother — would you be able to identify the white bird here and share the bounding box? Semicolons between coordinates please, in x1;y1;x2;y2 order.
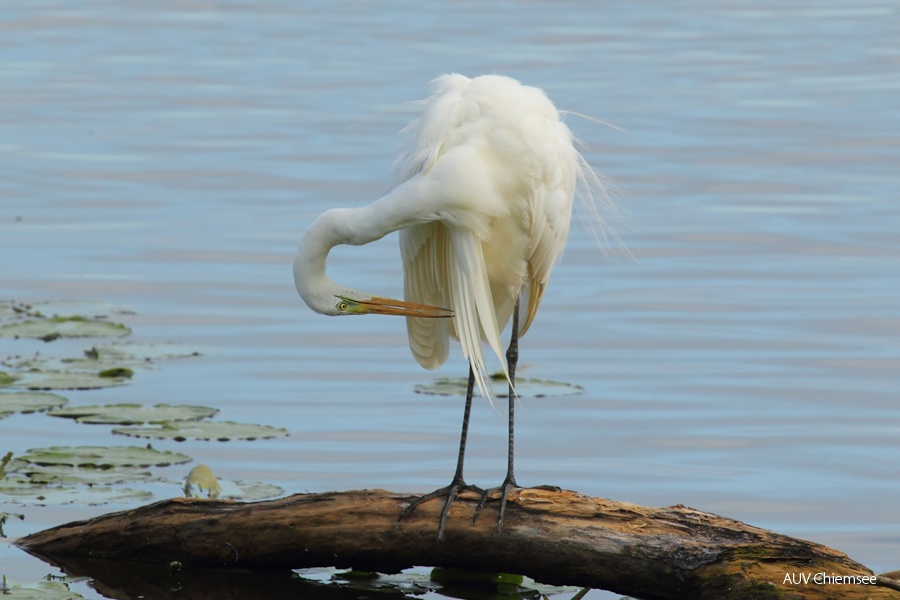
294;74;594;538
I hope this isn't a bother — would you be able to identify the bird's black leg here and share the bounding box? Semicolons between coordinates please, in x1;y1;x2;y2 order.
399;365;483;540
474;297;521;532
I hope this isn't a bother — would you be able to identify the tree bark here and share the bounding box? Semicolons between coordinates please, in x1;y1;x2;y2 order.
16;487;900;600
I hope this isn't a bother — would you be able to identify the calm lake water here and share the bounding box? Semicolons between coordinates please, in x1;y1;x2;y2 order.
2;1;899;598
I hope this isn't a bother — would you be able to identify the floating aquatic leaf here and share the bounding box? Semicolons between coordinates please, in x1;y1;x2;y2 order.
3;351;154;378
5;353;128;373
520;579;586;597
1;510;25;537
0;299;29;320
220;479;284;501
184;464;221;499
115;420;289;442
0;392;68;418
14;370;130;390
0;316;130;340
319;567;581;599
64;354;157;373
430;568;524;587
0;477;153;507
0;372;18;388
2;358;135;391
312;568;436;596
10;342;204;377
0;451;11;478
97;367;134;378
22;300;133;320
89;341;205;361
414;377;585;398
19;445;192;468
49;402;218;425
1;579;89;599
1;356;60;371
14;462;156;486
426;568;532;599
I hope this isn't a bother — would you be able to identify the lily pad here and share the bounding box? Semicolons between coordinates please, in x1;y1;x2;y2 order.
49;402;218;425
5;352;152;378
89;341;205;361
0;371;18;387
0;478;153;506
0;316;130;341
13;462;156;486
429;568;523;587
1;580;88;599
296;567;437;595
114;420;289;442
414;376;585;398
220;479;285;501
307;567;584;599
98;367;134;378
0;299;29;320
22;300;133;319
328;569;436;595
0;451;11;478
19;445;192;468
13;370;131;390
1;510;25;537
0;392;68;418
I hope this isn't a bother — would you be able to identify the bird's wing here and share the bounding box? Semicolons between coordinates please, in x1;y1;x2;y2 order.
401;222;506;407
400;222;450;370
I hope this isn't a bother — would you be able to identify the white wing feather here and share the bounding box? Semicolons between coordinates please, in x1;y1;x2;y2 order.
401;222;450;369
447;228;506;406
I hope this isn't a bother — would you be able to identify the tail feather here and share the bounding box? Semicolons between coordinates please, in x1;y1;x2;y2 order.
448;228;509;408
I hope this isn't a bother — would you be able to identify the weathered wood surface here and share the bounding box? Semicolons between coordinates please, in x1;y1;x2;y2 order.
16;487;900;600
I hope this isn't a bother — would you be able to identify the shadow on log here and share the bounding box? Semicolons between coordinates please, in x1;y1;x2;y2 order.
15;487;900;600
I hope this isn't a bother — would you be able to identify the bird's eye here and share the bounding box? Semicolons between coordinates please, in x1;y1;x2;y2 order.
337;301;349;312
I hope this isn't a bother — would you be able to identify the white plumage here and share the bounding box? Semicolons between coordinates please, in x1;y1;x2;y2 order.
293;74;591;536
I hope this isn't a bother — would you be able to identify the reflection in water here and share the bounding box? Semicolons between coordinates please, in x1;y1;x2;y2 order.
25;554;584;600
26;555;407;600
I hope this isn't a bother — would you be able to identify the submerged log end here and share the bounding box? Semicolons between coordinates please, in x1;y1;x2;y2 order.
16;488;900;600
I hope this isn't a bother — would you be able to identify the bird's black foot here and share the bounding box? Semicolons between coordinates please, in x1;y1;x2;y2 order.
399;478;484;540
473;475;519;533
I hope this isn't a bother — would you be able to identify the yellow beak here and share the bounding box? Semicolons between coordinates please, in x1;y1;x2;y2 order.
358;296;454;318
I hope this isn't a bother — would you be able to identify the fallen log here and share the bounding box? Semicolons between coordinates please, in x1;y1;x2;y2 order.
16;487;900;600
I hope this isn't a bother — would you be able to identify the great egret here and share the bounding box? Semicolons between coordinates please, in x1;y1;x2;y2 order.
294;74;595;539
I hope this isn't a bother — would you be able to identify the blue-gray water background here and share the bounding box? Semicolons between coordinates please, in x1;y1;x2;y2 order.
2;2;899;598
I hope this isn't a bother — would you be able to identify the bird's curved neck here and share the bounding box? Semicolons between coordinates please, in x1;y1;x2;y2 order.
293;182;431;315
293;209;350;314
